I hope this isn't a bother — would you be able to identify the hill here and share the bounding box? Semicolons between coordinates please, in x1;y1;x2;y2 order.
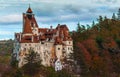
0;39;14;76
0;39;13;55
72;17;120;77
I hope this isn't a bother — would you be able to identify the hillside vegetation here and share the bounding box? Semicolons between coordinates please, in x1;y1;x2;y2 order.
72;16;120;77
0;39;14;76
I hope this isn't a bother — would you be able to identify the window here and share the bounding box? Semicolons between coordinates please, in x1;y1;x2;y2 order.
24;48;26;51
68;47;69;50
41;42;44;44
69;42;71;44
25;38;31;40
31;22;33;27
34;29;36;31
58;48;60;50
25;44;27;46
48;38;50;41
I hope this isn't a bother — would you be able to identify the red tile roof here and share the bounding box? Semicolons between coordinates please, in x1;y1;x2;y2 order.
39;28;48;33
20;35;39;43
23;16;32;34
31;16;39;28
16;7;72;44
56;24;69;31
54;37;63;45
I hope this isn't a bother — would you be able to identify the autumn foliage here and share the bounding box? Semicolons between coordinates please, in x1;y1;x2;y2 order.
72;17;120;76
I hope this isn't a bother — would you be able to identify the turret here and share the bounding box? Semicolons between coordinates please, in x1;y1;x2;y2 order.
22;6;39;35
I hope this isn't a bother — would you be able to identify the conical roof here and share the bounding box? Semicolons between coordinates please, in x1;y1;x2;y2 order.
26;6;33;13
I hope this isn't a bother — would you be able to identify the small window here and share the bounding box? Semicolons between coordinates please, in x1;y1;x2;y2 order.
58;48;60;50
41;42;44;44
48;38;50;41
25;44;27;46
34;29;36;31
68;47;69;50
31;22;33;27
69;42;71;44
24;48;26;51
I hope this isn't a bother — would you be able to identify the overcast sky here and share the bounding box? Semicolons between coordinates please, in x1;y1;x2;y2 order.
0;0;120;40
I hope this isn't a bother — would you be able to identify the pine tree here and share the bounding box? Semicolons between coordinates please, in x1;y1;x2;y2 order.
92;21;95;27
22;48;42;76
86;24;90;30
112;13;116;20
117;8;120;20
77;22;81;33
104;16;107;20
97;16;103;23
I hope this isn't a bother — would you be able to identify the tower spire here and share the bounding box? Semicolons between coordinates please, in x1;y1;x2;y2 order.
29;3;30;8
26;4;32;13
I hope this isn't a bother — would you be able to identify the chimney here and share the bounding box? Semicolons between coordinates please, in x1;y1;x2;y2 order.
58;24;60;30
57;24;60;36
50;26;52;31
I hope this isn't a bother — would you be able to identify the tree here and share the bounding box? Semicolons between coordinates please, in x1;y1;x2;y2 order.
77;22;82;33
112;13;116;20
97;16;103;23
92;21;95;27
22;48;42;76
104;16;107;20
86;24;90;30
117;8;120;20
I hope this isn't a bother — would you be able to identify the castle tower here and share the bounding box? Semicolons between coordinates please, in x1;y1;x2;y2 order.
23;6;39;35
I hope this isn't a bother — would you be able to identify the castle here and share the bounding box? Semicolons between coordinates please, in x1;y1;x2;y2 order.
13;6;73;67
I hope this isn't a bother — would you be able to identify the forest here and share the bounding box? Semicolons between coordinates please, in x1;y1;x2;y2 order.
72;10;120;77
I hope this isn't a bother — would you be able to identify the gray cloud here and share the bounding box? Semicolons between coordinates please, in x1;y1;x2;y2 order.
0;0;120;28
